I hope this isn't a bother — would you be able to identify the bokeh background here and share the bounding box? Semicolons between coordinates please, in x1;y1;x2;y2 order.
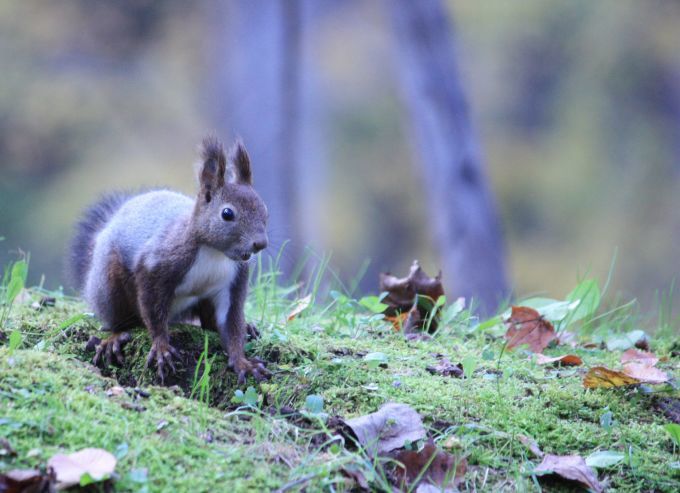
1;0;679;314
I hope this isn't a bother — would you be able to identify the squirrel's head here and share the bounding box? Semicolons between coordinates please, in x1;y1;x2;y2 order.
193;136;268;262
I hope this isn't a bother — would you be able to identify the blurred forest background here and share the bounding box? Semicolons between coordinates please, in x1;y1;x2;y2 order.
1;0;679;314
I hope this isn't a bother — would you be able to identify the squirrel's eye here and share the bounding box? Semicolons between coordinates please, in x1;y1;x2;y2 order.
221;207;235;221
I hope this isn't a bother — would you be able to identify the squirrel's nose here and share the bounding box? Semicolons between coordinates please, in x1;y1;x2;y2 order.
252;237;268;253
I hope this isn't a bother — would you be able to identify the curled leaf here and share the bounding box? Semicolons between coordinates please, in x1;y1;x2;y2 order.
380;260;444;333
535;353;583;367
533;454;604;493
287;294;312;321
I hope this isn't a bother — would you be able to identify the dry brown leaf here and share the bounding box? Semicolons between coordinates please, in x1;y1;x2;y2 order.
286;294;312;321
426;357;463;378
583;366;641;388
342;403;426;456
0;469;51;493
390;440;467;492
48;447;117;489
533;454;604;493
622;362;669;384
505;306;556;353
620;348;659;366
380;260;444;333
535;353;583;367
106;386;125;397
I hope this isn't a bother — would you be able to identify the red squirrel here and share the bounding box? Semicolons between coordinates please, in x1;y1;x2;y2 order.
69;136;270;383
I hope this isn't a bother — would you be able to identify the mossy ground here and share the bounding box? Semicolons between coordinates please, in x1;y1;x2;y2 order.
1;270;679;492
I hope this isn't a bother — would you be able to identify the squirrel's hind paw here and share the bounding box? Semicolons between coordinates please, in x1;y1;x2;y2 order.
92;331;132;368
145;338;182;383
233;357;271;385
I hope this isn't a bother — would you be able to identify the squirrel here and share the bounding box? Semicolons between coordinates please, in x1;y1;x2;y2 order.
68;136;270;383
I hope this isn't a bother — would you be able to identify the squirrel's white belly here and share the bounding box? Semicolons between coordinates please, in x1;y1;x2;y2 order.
170;246;238;317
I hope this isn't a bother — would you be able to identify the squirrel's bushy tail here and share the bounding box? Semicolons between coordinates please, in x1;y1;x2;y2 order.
68;192;131;291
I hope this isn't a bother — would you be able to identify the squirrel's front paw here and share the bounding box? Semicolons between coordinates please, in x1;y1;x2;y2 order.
92;331;132;367
145;338;181;383
233;357;271;385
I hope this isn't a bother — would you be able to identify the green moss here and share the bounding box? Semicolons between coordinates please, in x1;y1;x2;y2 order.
1;287;679;491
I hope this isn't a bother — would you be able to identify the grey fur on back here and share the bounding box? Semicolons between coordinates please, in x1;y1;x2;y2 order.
83;190;193;307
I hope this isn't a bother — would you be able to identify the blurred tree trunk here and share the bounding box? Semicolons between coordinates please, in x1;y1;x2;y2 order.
388;0;509;313
209;0;325;279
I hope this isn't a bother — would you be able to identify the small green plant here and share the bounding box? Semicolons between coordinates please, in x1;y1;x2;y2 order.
1;257;29;329
364;352;388;369
304;394;324;414
190;335;215;406
232;386;260;408
666;423;680;449
358;293;388;314
600;409;615;433
7;330;22;355
461;354;478;379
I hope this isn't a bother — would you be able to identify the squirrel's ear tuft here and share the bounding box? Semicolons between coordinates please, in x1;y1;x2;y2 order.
228;138;252;185
199;135;227;201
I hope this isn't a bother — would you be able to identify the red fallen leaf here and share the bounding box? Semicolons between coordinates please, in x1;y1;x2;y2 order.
505;306;556;353
535;353;583;367
533;454;604;492
620;348;658;366
380;260;444;333
583;366;641;388
390;440;467;491
622;362;669;384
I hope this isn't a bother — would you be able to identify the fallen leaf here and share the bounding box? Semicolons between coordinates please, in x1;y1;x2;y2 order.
621;362;669;384
0;469;51;493
654;397;680;424
504;306;556;353
535;353;583;367
286;294;312;321
341;403;426;455
426;357;463;378
620;348;658;366
380;260;444;333
533;454;604;493
390;440;467;492
48;447;117;489
583;366;641;388
106;386;125;397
